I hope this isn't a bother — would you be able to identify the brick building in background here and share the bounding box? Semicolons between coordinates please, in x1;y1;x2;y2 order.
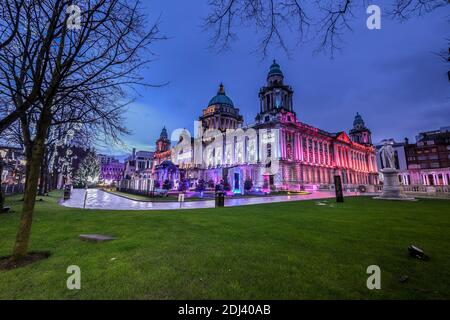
376;126;450;186
405;127;450;186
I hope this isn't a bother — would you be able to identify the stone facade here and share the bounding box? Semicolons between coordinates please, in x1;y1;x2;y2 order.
376;127;450;187
100;161;124;185
161;61;378;193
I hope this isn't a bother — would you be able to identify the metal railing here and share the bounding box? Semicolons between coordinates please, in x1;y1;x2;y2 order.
1;183;25;195
376;184;450;198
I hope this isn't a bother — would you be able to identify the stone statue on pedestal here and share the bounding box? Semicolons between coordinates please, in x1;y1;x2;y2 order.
380;143;396;170
374;142;415;201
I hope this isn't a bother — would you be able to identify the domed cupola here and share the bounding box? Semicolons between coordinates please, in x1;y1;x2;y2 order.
160;126;168;139
155;126;170;153
208;83;234;107
349;112;372;145
353;112;365;130
257;59;294;122
268;59;283;78
200;83;243;132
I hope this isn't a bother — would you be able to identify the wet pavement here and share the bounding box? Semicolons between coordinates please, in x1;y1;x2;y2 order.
60;188;358;211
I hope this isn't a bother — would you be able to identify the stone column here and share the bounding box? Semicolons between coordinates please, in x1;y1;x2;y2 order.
327;143;331;165
316;141;320;164
345;148;349;168
336;146;341;167
306;138;310;163
279;129;284;160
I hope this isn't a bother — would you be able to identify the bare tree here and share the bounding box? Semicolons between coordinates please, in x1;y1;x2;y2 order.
0;0;163;265
0;0;24;50
0;0;61;133
390;0;447;20
434;39;450;82
205;0;448;56
0;156;4;212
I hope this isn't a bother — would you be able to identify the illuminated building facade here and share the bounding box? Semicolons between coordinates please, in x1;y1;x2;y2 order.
0;146;26;186
405;127;450;186
100;161;124;185
124;148;153;179
168;61;379;192
376;127;450;186
152;127;172;168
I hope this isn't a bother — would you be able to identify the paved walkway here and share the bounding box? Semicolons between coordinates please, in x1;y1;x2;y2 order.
60;188;358;211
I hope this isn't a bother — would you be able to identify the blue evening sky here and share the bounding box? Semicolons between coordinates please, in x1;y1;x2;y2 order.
100;1;449;157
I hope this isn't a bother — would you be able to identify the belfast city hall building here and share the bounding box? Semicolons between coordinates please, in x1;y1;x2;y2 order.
148;61;379;193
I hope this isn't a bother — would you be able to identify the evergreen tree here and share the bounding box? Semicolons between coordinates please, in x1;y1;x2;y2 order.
73;151;100;188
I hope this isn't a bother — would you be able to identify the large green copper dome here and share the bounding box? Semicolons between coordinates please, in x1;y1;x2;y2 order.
268;59;283;77
208;83;234;107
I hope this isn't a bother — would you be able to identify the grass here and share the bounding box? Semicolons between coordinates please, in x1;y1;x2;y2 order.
0;191;449;299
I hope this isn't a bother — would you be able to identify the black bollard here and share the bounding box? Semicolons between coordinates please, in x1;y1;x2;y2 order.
63;185;71;200
215;191;225;207
334;175;344;202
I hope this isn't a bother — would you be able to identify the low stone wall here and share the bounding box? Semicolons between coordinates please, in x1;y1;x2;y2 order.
374;184;450;199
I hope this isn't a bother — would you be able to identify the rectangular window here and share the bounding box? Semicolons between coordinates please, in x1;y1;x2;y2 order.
430;163;440;168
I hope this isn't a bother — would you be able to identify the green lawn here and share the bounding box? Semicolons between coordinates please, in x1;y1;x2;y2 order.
0;191;449;299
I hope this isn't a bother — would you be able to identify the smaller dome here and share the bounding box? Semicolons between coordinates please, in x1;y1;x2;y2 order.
208;83;234;107
268;59;283;77
353;112;365;127
160;126;168;139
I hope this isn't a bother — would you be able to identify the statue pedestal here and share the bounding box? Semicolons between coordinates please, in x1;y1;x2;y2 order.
374;168;416;201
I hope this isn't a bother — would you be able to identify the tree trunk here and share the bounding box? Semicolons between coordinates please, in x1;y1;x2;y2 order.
0;157;4;212
44;171;49;194
11;108;51;261
44;162;51;194
10;135;46;261
22;148;31;198
38;159;45;196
